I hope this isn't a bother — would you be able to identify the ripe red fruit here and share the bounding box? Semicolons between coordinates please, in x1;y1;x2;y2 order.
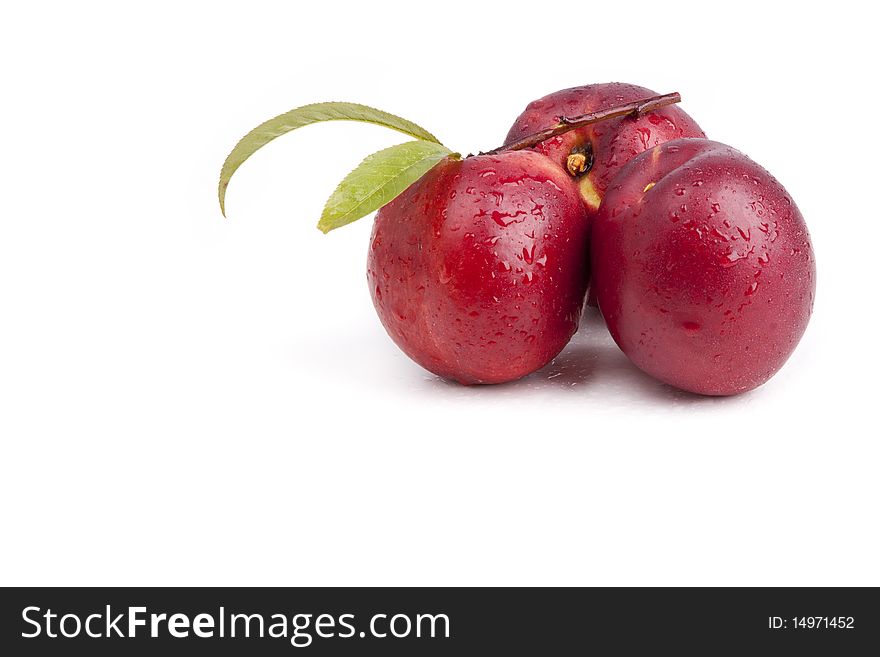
505;83;705;212
591;138;816;395
368;150;590;384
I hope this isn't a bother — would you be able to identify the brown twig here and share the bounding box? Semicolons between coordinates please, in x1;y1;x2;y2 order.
483;92;682;155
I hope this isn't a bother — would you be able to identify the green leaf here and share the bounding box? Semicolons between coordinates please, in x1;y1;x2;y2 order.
219;102;442;215
318;141;456;234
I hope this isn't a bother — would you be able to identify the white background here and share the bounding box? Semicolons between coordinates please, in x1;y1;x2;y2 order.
1;1;877;586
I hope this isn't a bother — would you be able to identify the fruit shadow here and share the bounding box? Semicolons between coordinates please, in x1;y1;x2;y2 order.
427;311;733;406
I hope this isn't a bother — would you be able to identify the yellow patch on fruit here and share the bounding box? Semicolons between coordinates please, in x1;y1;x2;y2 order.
643;182;656;193
651;146;662;164
578;177;602;210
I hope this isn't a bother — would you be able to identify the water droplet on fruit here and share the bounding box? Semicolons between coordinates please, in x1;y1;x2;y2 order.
674;187;686;196
682;321;701;332
439;265;452;284
746;282;758;296
479;169;496;178
636;127;651;149
738;227;751;241
522;245;536;264
475;208;527;228
721;249;747;267
692;180;704;187
499;261;511;272
535;254;547;267
711;203;721;213
522;272;533;284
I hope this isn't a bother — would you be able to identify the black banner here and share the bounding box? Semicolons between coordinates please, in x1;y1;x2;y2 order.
1;587;877;654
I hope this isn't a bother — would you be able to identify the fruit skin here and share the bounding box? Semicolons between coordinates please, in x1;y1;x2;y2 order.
368;151;590;384
591;138;816;396
505;83;706;212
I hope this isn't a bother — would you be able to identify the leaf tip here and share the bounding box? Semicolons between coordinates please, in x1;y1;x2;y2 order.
218;180;229;217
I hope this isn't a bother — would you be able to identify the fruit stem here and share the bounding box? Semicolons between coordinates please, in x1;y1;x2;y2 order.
484;91;682;155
